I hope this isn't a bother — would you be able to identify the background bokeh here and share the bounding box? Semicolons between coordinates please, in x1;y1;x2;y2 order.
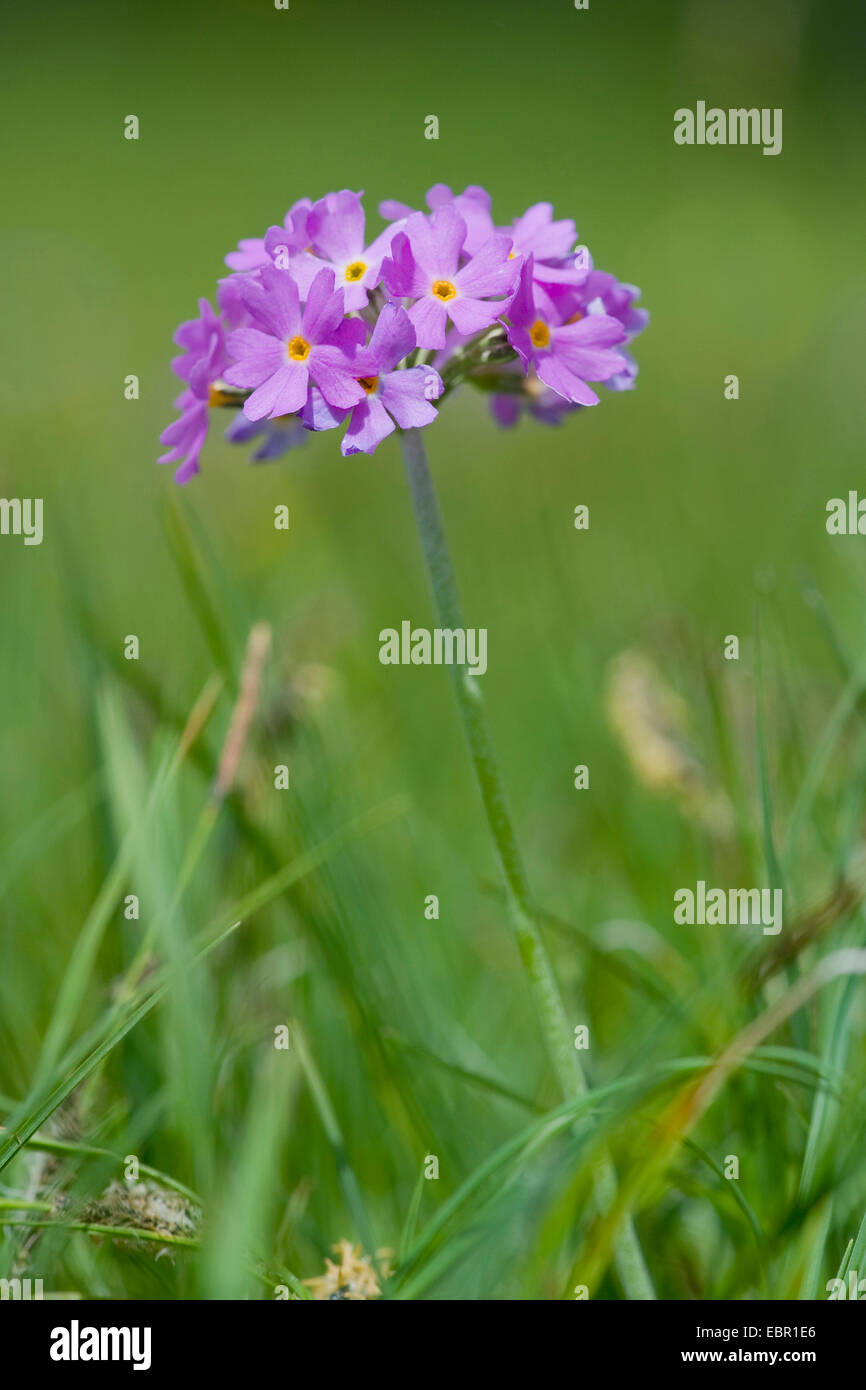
2;0;866;1299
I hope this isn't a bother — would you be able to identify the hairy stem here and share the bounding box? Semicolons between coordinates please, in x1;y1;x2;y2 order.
398;426;655;1300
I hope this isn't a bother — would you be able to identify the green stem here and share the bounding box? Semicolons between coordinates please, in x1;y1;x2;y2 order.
0;1217;199;1248
398;428;655;1300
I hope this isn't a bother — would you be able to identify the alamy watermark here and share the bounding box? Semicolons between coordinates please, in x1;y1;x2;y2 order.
827;1269;866;1299
826;492;866;534
50;1320;151;1371
674;881;782;935
379;621;487;676
1;1277;43;1299
674;103;782;156
0;497;43;545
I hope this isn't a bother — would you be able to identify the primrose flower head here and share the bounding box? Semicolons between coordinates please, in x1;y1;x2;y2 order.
505;256;630;407
158;185;648;481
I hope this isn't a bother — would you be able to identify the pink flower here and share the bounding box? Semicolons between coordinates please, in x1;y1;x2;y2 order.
270;190;399;310
382;204;519;350
505;257;628;406
224;264;366;420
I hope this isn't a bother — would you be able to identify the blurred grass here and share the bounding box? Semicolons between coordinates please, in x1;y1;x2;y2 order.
1;0;866;1298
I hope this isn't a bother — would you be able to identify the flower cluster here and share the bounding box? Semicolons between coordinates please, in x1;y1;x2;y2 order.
159;185;648;482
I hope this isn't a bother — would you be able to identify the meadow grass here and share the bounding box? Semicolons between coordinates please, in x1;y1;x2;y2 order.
2;476;866;1299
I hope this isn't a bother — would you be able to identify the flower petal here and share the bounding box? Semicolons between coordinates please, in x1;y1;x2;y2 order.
379;198;415;220
405;204;465;279
241;264;302;339
408;295;450;350
555;312;627;349
225;329;285;388
427;185;494;254
302;386;347;431
536;354;600;406
341;395;395;456
307;189;365;265
447;295;504;337
506;256;537;330
379;366;441;429
225;238;268;272
490;394;521;428
301;267;345;344
309;346;366;409
554;314;628;381
381;231;428;298
244;362;308;420
511;202;576;261
367;303;416;373
454;234;519;299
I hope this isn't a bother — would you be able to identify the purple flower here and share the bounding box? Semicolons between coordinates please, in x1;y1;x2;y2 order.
505;258;628;406
330;304;444;456
578;270;649;338
224;412;308;461
273;190;398;310
160;187;647;480
224;264;366;421
217;274;254;329
159;390;210;484
552;270;649;391
226;198;312;272
159;298;227;483
489;365;581;429
169;298;225;392
504;203;592;314
382;204;519;350
225;238;270;274
507;202;577;263
381;184;495;257
602;352;639;392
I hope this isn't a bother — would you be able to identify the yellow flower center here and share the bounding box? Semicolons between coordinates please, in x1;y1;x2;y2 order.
287;336;311;361
431;279;457;302
345;260;367;283
529;319;551;349
357;375;379;395
565;311;584;325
